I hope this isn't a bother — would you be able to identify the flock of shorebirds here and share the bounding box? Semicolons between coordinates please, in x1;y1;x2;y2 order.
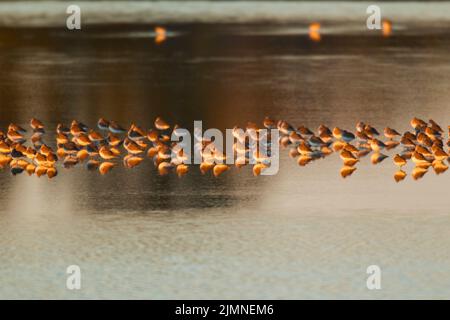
281;118;449;181
0;117;449;182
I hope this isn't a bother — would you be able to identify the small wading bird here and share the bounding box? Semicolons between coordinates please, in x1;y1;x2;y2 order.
0;117;448;182
154;26;167;44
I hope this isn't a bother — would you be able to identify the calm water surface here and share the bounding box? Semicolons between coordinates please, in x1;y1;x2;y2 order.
0;24;449;299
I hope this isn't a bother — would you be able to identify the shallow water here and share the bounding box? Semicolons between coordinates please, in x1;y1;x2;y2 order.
0;24;449;299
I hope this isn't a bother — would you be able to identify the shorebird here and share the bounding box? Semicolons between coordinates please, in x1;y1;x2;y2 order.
297;141;313;156
0;116;448;182
410;117;427;131
433;147;448;161
25;163;36;175
411;151;431;168
356;122;365;133
308;135;328;148
30;118;44;132
318;126;333;143
297;125;313;136
340;149;358;162
394;170;407;182
57;123;70;135
277;120;295;135
99;162;115;175
155;117;170;131
332;127;343;140
109;121;126;134
8;123;26;134
158;162;173;176
35;166;47;177
99;146;117;160
371;152;388;165
340;166;357;178
369;138;386;152
251;163;267;176
128;124;146;141
432;160;448;175
341;131;356;143
382;19;392;37
263;117;276;129
7;129;25;143
289;132;303;145
412;167;428;180
63;156;79;168
88;130;104;142
123;155;143;168
429;119;443;133
401;136;416;149
364;125;380;138
384;127;401;140
124;139;144;155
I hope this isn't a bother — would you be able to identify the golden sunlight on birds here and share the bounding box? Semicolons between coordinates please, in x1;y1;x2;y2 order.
0;116;448;183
